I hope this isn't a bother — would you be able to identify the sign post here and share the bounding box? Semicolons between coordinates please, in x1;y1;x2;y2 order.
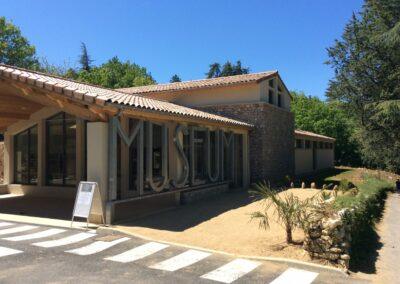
71;182;104;228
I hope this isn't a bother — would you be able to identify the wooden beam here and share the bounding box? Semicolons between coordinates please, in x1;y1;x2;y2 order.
0;112;30;120
5;79;108;122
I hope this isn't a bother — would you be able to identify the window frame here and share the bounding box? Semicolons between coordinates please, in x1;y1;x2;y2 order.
13;125;38;185
45;112;77;187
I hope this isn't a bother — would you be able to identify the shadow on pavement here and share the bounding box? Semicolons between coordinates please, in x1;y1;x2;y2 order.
0;195;74;220
118;191;254;231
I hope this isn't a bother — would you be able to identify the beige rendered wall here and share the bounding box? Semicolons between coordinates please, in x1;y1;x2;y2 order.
0;142;3;184
87;122;108;223
148;84;262;107
295;149;313;175
317;149;334;170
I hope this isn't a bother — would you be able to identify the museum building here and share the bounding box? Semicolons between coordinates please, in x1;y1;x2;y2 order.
0;64;334;223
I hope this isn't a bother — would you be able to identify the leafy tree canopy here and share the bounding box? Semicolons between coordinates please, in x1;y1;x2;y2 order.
0;17;39;68
291;91;361;166
170;74;181;83
326;0;400;173
206;60;249;78
66;56;155;89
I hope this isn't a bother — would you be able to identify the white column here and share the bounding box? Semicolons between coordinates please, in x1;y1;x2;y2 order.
87;122;109;223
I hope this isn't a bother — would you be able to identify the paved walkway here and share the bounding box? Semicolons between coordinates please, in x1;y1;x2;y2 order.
372;192;400;283
0;219;356;283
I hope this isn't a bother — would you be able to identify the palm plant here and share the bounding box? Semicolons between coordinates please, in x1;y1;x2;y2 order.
250;182;311;244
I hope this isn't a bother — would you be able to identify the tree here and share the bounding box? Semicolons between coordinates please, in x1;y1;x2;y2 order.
250;182;311;244
206;60;249;78
79;42;93;71
206;63;221;78
170;74;181;83
326;0;400;173
0;17;39;69
75;56;155;88
291;91;361;166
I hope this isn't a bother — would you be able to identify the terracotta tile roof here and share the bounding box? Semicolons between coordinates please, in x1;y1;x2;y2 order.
0;64;252;128
295;130;335;141
118;71;277;94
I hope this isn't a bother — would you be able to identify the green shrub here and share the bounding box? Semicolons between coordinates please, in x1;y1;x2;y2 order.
335;177;393;268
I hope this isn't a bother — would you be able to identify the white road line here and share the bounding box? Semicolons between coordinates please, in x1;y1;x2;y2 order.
269;268;319;284
66;237;130;256
0;222;13;228
0;225;38;236
105;242;169;263
3;228;66;241
0;246;23;257
201;258;261;283
32;232;96;248
150;249;211;272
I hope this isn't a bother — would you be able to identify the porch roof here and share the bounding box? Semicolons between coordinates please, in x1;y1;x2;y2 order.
0;64;253;129
295;129;336;142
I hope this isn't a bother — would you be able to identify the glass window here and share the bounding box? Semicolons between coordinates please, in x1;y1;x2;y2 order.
296;139;303;149
277;94;282;107
305;140;311;149
46;113;76;186
193;130;207;181
319;141;324;149
268;90;274;104
14;126;38;184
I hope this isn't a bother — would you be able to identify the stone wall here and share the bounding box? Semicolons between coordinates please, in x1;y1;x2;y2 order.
304;199;351;269
201;103;295;182
0;142;4;184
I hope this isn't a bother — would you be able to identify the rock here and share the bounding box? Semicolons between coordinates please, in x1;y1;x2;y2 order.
333;185;338;191
323;219;343;230
329;247;342;254
322;184;328;190
340;254;350;260
321;229;329;236
311;182;316;189
338;259;349;268
301;182;306;189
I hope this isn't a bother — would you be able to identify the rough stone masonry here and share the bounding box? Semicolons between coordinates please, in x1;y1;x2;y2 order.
201;102;295;183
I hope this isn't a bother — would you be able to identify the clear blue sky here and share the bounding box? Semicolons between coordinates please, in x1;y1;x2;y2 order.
2;0;363;99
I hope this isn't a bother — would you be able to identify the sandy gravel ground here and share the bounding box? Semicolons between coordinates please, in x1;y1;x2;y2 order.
116;188;320;262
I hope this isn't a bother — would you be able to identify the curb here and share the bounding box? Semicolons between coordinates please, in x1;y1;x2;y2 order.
98;225;348;276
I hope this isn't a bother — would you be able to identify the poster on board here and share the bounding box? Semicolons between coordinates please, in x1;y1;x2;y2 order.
71;181;104;227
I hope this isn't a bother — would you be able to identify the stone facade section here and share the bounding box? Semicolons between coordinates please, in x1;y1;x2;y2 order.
0;142;3;184
201;103;295;182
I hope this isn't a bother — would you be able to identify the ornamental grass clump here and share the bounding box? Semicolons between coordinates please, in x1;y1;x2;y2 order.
250;182;313;244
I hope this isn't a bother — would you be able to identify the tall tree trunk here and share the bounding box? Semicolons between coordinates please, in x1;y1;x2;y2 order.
286;224;293;244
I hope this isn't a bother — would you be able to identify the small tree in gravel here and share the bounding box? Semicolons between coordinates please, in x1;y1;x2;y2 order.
250;182;312;244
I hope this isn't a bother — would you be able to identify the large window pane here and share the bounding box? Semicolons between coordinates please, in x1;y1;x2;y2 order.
65;114;76;185
14;126;38;185
193;130;206;181
46;113;76;186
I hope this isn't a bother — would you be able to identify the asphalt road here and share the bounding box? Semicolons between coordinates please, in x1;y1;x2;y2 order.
0;220;365;284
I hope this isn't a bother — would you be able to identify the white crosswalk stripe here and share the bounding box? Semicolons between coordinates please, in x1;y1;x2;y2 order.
150;249;211;272
0;225;38;236
105;242;169;263
66;237;130;256
3;228;66;241
0;246;23;257
0;222;14;228
269;268;319;284
201;258;261;283
33;232;96;248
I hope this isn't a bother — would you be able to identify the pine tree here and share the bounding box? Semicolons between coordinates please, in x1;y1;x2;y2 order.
206;63;221;78
170;74;181;83
79;42;93;71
